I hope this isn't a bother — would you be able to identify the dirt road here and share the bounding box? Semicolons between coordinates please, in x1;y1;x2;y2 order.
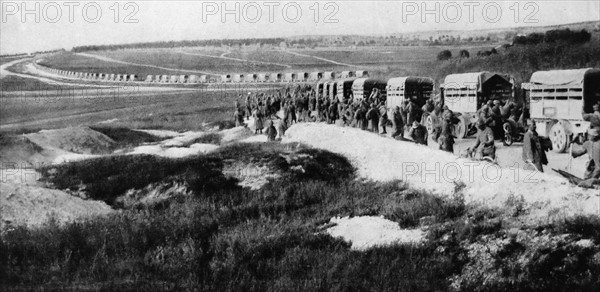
284;50;360;68
179;50;292;68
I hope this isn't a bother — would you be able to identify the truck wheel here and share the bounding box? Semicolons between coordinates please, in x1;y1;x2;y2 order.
453;115;468;139
550;123;570;153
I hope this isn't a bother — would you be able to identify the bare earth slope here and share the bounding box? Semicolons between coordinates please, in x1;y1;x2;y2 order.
0;182;113;230
284;123;599;220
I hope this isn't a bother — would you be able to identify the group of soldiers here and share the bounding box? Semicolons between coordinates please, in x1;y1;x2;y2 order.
233;85;434;145
233;84;600;187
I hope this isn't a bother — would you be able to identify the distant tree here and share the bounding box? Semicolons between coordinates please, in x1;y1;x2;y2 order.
490;48;498;54
571;29;591;43
513;35;527;45
459;50;470;58
526;33;544;44
437;50;452;61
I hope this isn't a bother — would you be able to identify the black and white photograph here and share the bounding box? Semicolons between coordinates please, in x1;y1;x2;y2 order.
1;1;600;290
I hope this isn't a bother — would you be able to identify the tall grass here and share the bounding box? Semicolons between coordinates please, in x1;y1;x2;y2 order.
4;160;600;291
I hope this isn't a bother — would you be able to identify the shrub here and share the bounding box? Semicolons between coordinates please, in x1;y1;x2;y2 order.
40;154;237;205
450;230;600;291
437;50;452;61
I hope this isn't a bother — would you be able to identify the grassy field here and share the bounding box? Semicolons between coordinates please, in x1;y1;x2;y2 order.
225;50;330;65
34;44;502;80
0;84;286;133
37;52;193;77
0;75;90;92
0;56;29;65
3;41;600;291
5;41;599;133
2;142;599;291
95;50;289;74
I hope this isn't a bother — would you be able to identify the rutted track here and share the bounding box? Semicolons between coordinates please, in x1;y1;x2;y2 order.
284;50;360;68
179;50;292;69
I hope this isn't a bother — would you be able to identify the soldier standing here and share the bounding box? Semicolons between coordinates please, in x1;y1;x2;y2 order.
522;120;548;172
571;128;600;182
367;103;380;133
391;106;404;139
378;103;388;135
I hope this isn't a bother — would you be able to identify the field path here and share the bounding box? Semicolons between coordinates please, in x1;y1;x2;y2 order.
179;50;292;69
77;53;221;76
284;50;359;68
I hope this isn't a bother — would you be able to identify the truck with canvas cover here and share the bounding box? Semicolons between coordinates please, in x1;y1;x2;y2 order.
220;74;231;83
336;79;356;102
258;73;270;82
285;73;298;82
341;71;355;78
352;78;388;101
245;73;258;83
297;72;309;82
274;73;283;82
440;72;514;138
323;71;335;80
522;68;600;152
356;70;369;78
310;72;323;81
387;77;434;126
188;75;199;83
233;74;245;83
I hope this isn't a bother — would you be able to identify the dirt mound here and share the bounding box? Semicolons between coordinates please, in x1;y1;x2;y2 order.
220;126;254;143
135;129;181;138
284;123;600;220
128;143;219;158
25;127;115;154
0;182;113;230
326;216;425;250
0;135;46;168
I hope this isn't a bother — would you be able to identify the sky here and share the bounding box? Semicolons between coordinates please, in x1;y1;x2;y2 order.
1;0;599;54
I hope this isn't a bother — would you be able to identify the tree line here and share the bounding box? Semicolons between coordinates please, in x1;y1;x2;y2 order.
512;28;592;45
72;38;287;52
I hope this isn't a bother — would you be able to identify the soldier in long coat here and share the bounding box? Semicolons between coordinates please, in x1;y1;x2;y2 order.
522;120;548;172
